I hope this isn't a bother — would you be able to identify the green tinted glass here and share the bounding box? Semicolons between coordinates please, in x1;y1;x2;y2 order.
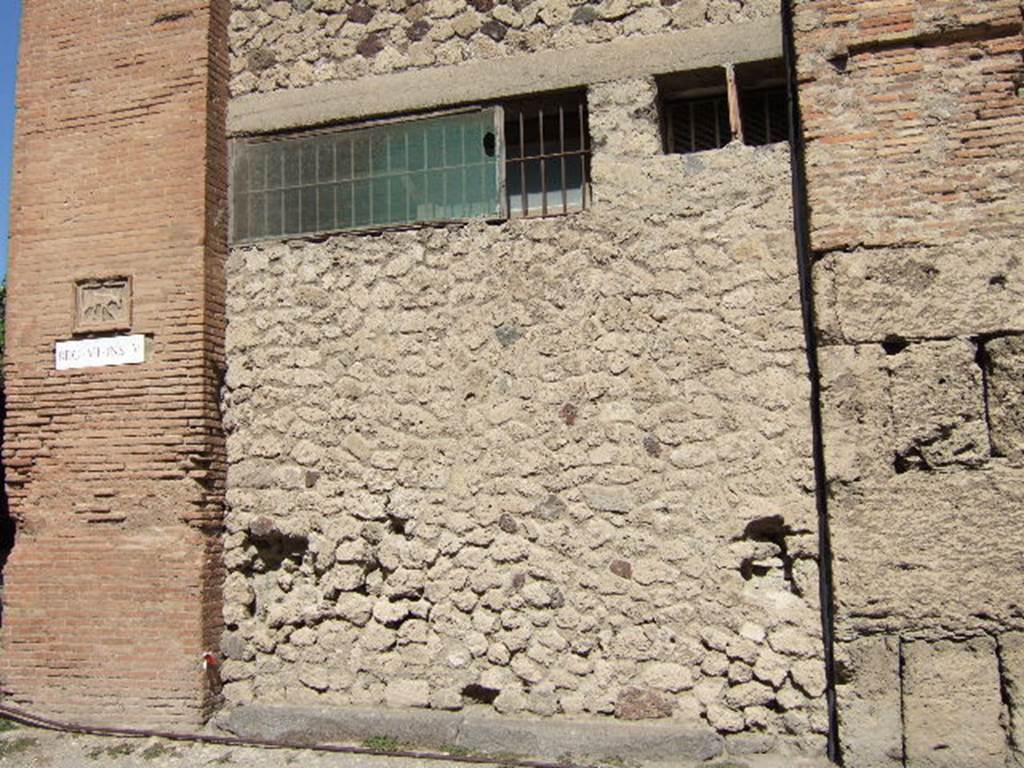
231;108;504;242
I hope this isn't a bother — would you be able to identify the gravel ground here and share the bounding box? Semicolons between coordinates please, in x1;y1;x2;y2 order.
0;720;831;768
0;724;503;768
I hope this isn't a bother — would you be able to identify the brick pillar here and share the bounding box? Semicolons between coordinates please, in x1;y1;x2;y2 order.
2;0;228;726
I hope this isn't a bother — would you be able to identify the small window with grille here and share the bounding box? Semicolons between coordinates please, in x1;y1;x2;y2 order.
230;91;591;243
739;87;789;146
664;94;732;154
504;92;591;217
660;60;790;156
735;59;789;147
660;67;731;155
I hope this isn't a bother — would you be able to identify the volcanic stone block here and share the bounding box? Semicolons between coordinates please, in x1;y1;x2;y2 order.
814;242;1024;343
888;340;988;471
1000;632;1024;759
818;344;892;483
829;467;1024;636
903;637;1006;768
834;636;902;768
985;336;1024;462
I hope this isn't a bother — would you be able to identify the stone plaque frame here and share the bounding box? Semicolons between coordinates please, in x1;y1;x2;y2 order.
74;276;132;333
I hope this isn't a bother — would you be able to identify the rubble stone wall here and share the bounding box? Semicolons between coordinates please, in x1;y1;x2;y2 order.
228;0;777;96
794;0;1024;764
221;75;829;754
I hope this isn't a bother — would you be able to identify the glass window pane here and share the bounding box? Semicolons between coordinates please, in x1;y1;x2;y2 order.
248;145;267;190
371;131;390;175
353;134;371;179
301;186;318;233
230;108;503;241
316;138;335;183
389;174;410;223
317;185;336;232
283;188;301;235
336;137;353;180
426;123;445;170
283;143;301;187
445;124;464;168
408;130;427;171
372;178;390;225
353;179;372;227
266;190;284;236
336;182;353;229
247;192;266;239
266;147;283;190
390;129;408;173
300;140;318;186
232;191;249;241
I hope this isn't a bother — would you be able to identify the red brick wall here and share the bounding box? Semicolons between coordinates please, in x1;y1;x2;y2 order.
795;0;1022;256
2;0;228;726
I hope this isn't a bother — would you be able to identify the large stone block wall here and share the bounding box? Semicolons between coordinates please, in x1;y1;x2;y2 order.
794;0;1024;764
228;0;777;95
221;78;830;754
1;0;230;726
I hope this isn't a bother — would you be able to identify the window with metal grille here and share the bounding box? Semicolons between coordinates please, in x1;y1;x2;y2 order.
504;93;591;217
735;58;789;148
230;92;591;243
739;87;788;146
664;95;732;154
660;60;790;156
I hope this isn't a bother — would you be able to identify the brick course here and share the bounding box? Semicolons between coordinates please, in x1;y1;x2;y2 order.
2;0;228;726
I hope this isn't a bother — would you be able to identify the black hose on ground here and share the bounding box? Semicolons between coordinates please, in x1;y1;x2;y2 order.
0;701;605;768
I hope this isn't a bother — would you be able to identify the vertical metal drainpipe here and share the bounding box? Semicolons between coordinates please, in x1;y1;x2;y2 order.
780;0;841;763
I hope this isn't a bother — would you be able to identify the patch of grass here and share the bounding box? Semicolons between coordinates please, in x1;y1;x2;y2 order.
0;736;38;758
0;719;18;733
141;742;179;760
362;735;402;751
441;744;475;757
87;741;136;759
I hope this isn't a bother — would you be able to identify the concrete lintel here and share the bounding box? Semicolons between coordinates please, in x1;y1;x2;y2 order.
221;704;726;763
228;16;782;136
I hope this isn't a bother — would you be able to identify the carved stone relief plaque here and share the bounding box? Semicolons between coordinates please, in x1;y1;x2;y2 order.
74;276;132;333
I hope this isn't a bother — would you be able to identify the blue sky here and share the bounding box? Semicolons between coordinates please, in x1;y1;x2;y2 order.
1;0;21;279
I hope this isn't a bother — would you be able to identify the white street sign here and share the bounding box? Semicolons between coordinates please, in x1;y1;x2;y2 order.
55;334;146;371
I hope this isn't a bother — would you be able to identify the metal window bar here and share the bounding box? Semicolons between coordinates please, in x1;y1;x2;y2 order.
580;99;590;210
664;95;732;155
539;107;546;217
519;108;527;217
505;93;590;218
739;86;789;146
559;107;567;214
